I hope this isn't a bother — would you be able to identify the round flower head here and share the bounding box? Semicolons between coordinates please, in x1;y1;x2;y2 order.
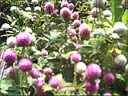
60;7;72;20
71;12;79;20
31;0;39;5
104;72;115;85
6;36;16;48
34;6;41;12
44;2;55;15
18;58;32;72
67;28;76;37
113;22;127;32
72;20;81;28
75;62;87;74
43;67;53;76
41;49;48;59
5;67;16;79
86;64;102;80
69;53;81;62
16;32;32;47
79;23;91;39
33;79;44;89
3;49;16;64
103;92;112;96
49;77;60;89
85;79;100;93
30;68;40;78
68;3;74;10
61;1;69;8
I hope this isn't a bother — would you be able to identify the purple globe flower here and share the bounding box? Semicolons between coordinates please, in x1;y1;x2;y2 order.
72;20;81;28
60;7;72;20
16;32;32;47
86;64;102;80
103;92;112;96
104;72;115;85
33;79;44;89
79;23;91;39
71;12;79;20
85;79;100;93
44;2;55;15
49;77;60;89
68;3;74;10
41;49;48;59
3;49;16;64
18;58;32;72
69;53;81;62
30;68;40;78
43;67;53;79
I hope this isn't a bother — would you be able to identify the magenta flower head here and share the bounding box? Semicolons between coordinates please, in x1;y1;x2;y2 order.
68;3;75;10
44;2;55;15
85;79;100;93
72;20;81;28
3;49;16;64
16;32;32;47
61;1;69;8
30;68;40;78
43;67;53;79
5;67;16;79
71;12;79;20
69;52;81;62
33;79;44;89
60;7;72;20
41;49;48;59
18;58;32;72
103;72;115;85
103;92;112;96
86;64;102;80
49;77;60;89
79;23;91;39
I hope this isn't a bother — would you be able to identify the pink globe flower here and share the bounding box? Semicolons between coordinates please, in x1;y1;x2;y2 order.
43;67;53;79
79;23;91;39
69;53;81;62
72;20;81;28
68;3;75;10
41;49;48;59
71;12;79;20
33;79;44;89
18;58;32;72
44;2;55;15
103;92;112;96
85;79;100;93
5;67;16;79
16;32;32;47
3;49;16;64
86;64;102;80
104;72;115;85
49;77;60;89
60;7;72;20
67;28;76;37
61;1;69;8
30;68;40;78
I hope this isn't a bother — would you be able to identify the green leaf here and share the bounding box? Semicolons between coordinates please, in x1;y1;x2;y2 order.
122;9;128;24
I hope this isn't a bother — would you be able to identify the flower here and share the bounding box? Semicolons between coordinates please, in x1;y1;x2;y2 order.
104;72;115;85
18;58;32;72
25;7;31;11
79;23;91;39
6;36;16;48
43;67;53;79
103;92;112;96
71;12;79;20
86;64;102;80
5;67;16;79
103;10;112;17
16;32;32;47
3;49;16;64
1;23;11;30
49;77;60;89
30;68;40;78
68;3;74;10
75;62;87;74
114;54;127;67
72;20;81;28
34;6;41;12
67;28;76;37
31;0;39;5
61;1;69;8
41;49;48;59
85;79;100;93
60;7;72;20
69;53;81;62
44;2;55;15
113;22;127;32
33;79;44;89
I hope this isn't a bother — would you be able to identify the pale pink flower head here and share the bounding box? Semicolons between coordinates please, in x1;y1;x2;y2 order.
43;67;53;79
30;68;40;78
3;49;16;64
18;58;32;72
68;3;75;10
60;7;72;20
86;64;102;80
69;52;81;62
61;1;69;8
16;32;32;47
67;28;76;37
49;77;60;89
71;12;79;20
44;2;55;15
103;72;115;85
103;92;112;96
72;20;81;28
33;79;44;89
79;23;91;39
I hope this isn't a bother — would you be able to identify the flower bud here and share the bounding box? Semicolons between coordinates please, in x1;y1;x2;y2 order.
68;3;74;10
30;68;40;78
71;12;79;20
49;77;60;89
75;62;86;74
41;49;48;59
72;20;81;28
113;22;127;32
1;23;11;30
6;36;16;48
34;6;41;12
44;2;55;15
61;1;69;8
43;67;53;79
33;79;44;89
31;0;39;5
103;92;112;96
69;53;81;62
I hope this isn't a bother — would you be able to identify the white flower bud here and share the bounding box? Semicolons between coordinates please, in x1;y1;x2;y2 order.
114;54;127;67
1;23;11;30
34;6;41;12
25;7;31;11
31;0;39;5
103;10;112;17
6;36;16;48
113;22;127;32
10;6;18;12
75;62;87;74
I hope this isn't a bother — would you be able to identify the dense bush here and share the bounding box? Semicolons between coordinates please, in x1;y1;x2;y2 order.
0;0;128;96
